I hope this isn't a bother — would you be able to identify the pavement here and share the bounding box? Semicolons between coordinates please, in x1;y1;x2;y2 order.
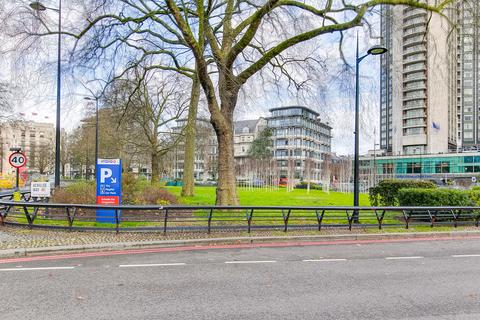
1;237;480;319
2;225;480;258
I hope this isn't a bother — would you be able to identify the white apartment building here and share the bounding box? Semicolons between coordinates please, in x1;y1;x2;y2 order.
380;2;458;155
0;121;55;175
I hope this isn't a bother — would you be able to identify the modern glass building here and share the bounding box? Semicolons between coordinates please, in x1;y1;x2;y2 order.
359;152;480;188
268;106;332;182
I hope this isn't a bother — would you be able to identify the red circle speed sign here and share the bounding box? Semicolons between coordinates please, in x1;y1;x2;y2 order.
9;152;27;168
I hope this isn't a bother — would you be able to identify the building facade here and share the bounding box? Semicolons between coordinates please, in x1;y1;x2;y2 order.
268;106;332;182
171;118;218;181
380;2;457;155
171;106;333;183
0;121;55;176
458;1;480;149
360;151;480;188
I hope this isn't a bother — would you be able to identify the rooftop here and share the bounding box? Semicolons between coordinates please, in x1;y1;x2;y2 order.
269;105;320;117
234;119;263;134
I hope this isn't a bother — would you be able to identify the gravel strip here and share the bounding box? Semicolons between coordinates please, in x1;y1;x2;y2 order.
1;225;479;250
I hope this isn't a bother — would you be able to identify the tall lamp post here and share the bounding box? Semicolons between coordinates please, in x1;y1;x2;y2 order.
30;1;62;188
84;97;99;166
353;35;387;221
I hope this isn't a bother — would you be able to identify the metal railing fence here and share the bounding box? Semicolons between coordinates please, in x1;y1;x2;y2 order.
1;191;479;233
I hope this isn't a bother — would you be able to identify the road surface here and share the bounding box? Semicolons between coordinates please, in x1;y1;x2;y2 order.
1;238;480;319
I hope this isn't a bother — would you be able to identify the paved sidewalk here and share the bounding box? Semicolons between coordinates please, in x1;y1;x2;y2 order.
1;225;480;256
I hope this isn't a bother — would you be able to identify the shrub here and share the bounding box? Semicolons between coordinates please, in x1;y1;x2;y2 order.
134;186;178;205
369;180;437;206
471;186;480;191
294;182;322;190
51;176;178;205
51;181;96;204
398;188;475;207
468;190;480;206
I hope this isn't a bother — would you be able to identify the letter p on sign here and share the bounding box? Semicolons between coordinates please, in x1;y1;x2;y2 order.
100;168;113;183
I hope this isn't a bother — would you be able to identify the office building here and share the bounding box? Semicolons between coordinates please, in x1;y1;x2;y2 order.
171;106;333;183
268;106;332;182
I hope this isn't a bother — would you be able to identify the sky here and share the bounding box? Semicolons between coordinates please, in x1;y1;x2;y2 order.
1;0;383;156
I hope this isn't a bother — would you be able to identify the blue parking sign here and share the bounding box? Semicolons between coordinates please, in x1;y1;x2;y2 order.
96;159;122;223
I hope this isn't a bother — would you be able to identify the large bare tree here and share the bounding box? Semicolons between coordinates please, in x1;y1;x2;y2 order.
3;0;455;204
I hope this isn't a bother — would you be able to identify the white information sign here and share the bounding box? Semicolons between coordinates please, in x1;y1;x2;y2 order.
31;182;51;198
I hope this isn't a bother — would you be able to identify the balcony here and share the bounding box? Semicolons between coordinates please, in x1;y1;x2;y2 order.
403;45;427;56
403;93;426;102
404;82;427;92
404;36;427;47
403;26;427;37
403;53;426;65
403;73;427;83
404;63;427;73
403;112;427;120
404;9;428;22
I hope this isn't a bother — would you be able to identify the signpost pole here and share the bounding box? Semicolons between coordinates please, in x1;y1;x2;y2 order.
15;168;19;191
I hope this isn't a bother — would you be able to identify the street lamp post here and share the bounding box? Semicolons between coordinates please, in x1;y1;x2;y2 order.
353;34;387;222
84;97;99;165
30;1;62;188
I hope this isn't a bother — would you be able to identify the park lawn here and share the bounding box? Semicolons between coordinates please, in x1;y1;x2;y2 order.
165;186;394;225
167;186;370;206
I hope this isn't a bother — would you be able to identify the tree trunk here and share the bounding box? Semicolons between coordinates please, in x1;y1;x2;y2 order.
151;152;160;184
215;123;239;205
181;76;200;197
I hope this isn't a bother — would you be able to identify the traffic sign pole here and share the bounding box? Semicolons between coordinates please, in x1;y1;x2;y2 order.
16;168;19;190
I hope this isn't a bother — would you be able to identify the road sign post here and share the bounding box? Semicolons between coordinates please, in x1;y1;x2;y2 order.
96;159;122;223
9;151;27;191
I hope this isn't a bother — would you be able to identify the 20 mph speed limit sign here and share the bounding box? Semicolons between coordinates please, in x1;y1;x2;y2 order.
9;152;27;168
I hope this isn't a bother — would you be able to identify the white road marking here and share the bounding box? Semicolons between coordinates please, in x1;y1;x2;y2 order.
119;263;186;268
452;254;480;258
385;256;423;260
0;266;75;271
302;259;347;262
224;260;277;264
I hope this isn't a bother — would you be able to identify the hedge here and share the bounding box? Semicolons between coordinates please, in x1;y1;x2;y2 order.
295;182;322;190
369;180;437;206
398;188;475;207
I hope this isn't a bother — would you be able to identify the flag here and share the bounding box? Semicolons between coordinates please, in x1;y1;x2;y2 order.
432;122;440;130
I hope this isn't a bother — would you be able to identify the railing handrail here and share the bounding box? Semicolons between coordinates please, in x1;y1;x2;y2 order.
0;199;479;211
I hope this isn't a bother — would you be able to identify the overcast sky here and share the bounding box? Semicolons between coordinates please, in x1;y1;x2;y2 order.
1;0;383;156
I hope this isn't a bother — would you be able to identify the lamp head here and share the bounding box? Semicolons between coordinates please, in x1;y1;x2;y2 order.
367;45;388;56
29;1;47;11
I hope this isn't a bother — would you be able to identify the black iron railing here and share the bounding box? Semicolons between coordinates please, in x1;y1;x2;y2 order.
0;191;479;233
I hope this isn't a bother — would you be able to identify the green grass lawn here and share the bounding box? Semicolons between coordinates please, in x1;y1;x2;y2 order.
167;186;370;206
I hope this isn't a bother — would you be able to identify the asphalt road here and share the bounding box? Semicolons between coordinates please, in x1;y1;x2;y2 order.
2;238;480;319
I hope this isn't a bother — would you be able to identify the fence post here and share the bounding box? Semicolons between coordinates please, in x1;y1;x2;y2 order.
315;210;325;231
207;209;213;234
246;209;254;233
402;210;410;229
115;209;119;234
346;210;354;231
282;209;291;232
163;208;169;234
451;209;457;228
374;210;386;230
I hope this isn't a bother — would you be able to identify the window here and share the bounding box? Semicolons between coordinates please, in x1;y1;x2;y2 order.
435;162;450;173
406;162;422;174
